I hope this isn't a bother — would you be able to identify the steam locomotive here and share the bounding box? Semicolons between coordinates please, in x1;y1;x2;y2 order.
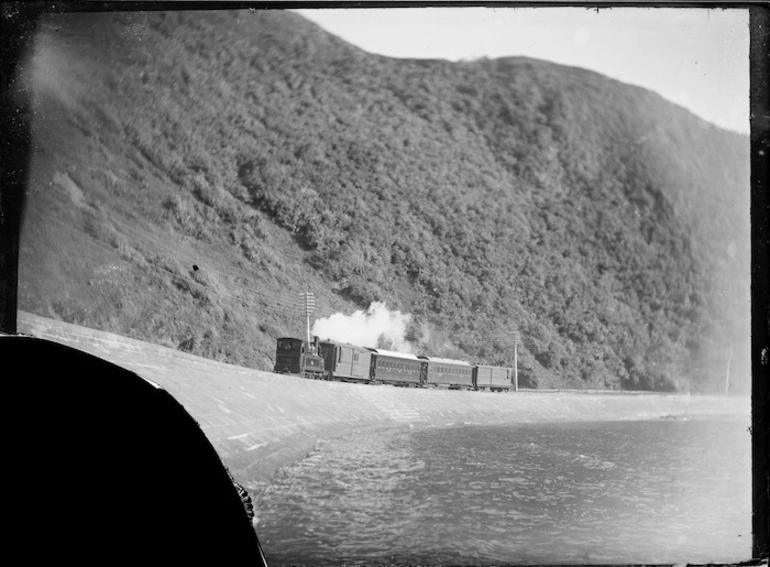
274;336;515;392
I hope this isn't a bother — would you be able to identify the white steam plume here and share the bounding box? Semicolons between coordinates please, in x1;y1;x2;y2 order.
311;302;414;353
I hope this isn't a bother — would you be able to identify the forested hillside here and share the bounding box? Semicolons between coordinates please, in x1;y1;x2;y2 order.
18;9;750;393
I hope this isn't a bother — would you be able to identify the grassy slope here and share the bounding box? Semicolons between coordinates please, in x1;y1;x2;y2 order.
18;9;750;393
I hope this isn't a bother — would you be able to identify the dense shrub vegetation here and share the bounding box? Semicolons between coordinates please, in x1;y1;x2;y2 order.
19;10;750;393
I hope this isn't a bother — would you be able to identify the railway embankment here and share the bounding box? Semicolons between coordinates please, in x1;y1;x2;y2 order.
17;311;749;485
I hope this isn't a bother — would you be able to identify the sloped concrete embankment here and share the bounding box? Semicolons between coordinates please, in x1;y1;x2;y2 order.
18;312;749;484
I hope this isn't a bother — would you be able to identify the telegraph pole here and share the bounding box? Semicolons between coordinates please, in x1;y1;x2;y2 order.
724;344;733;395
512;330;520;391
488;330;522;391
298;292;315;345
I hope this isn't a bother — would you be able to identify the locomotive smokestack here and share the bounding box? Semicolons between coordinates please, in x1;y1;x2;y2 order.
314;336;320;350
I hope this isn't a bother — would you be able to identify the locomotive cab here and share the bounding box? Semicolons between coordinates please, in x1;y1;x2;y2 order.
274;337;325;378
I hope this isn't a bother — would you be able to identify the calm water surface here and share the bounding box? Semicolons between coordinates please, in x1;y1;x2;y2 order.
253;418;751;565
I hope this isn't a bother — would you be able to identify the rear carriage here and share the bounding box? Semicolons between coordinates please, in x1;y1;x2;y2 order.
473;364;513;392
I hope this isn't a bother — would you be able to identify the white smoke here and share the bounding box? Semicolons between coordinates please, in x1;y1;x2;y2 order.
311;302;414;353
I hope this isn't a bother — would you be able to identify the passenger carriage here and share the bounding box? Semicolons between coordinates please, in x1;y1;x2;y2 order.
367;348;424;386
421;356;474;390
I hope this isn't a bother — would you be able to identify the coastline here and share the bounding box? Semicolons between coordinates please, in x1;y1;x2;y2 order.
18;311;750;486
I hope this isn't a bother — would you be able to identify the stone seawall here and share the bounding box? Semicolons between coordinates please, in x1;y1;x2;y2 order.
17;312;749;484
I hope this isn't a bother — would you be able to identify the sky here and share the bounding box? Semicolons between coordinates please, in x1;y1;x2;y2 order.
296;7;749;135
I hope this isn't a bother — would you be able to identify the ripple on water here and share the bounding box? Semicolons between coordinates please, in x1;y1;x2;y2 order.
253;418;751;566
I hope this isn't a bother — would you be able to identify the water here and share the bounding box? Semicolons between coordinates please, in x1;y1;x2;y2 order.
253;418;752;565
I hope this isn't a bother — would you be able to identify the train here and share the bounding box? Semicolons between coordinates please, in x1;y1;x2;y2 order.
274;336;515;392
